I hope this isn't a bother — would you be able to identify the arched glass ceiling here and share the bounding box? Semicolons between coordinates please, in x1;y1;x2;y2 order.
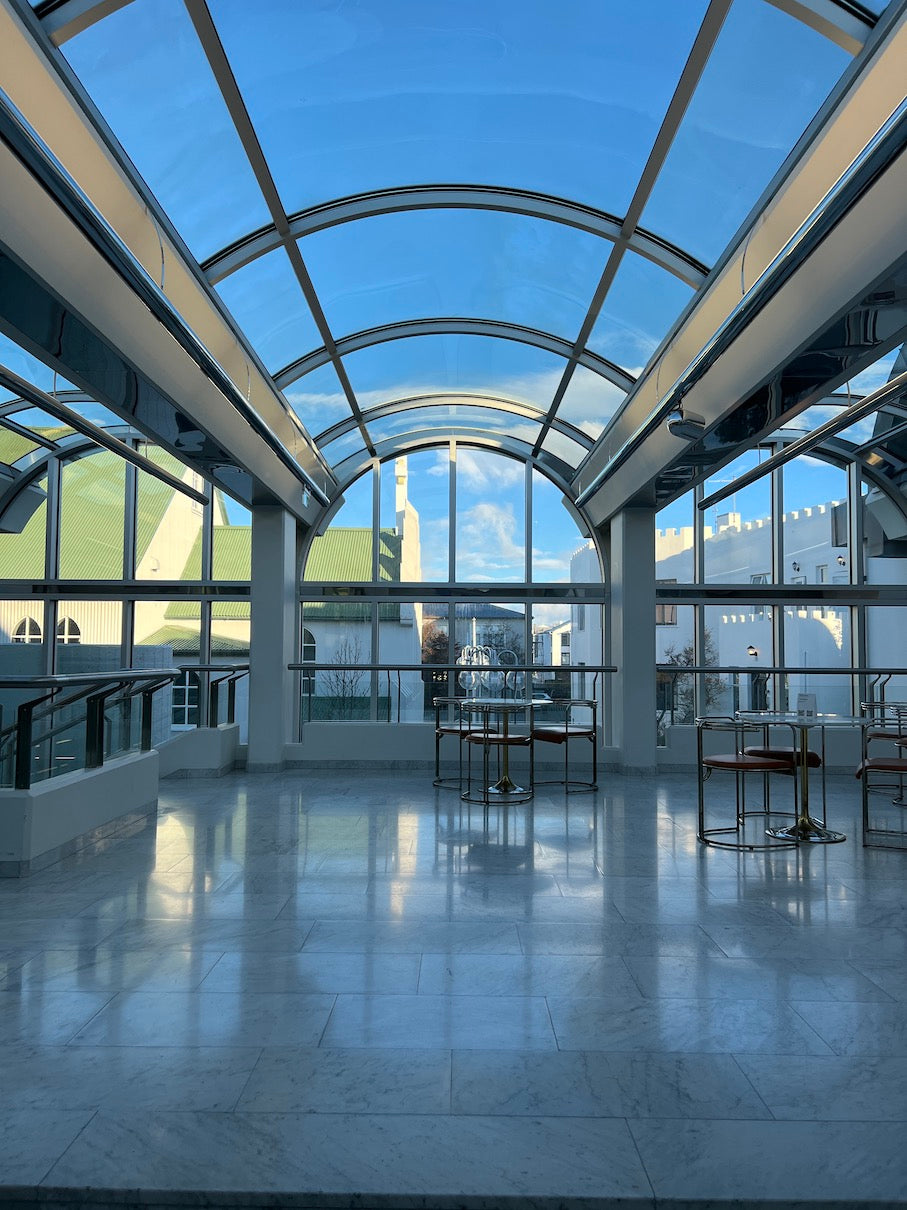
48;0;875;485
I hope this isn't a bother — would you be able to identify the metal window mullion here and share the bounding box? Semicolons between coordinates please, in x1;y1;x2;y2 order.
198;600;212;725
449;440;457;583
524;460;532;583
200;485;213;581
771;458;784;710
849;460;866;711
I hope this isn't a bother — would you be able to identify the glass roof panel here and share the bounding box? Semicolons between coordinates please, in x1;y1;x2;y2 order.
541;427;594;468
61;0;272;260
301;208;607;340
556;367;625;439
319;427;369;468
366;404;543;448
640;0;849;264
0;426;40;465
214;249;322;373
211;0;709;218
588;252;694;375
283;362;352;441
342;335;568;412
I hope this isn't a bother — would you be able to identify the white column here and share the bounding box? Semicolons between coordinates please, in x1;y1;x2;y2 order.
247;506;300;771
609;507;657;774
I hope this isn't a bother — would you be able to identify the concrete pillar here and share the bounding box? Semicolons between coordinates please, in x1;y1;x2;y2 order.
609;507;657;774
247;506;300;771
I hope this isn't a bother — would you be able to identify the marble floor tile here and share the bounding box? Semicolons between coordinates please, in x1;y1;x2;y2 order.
846;957;907;1001
236;1046;451;1113
517;920;727;956
451;1049;771;1119
0;1108;96;1184
47;1110;653;1201
69;990;336;1048
0;988;113;1044
302;919;523;954
623;954;897;1002
99;917;315;953
0;946;223;992
735;1053;907;1119
547;995;834;1054
702;921;907;961
322;992;557;1050
418;951;644;1000
791;999;907;1055
199;950;421;994
0;1043;260;1111
629;1118;907;1207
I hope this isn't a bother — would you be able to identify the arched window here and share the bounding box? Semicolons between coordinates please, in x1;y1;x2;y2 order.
56;617;81;645
13;616;41;643
301;627;316;696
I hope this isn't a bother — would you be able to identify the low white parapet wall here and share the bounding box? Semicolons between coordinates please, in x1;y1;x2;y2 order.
0;749;159;877
158;723;240;778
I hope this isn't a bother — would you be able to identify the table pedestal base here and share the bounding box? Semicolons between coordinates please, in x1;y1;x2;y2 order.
766;816;846;843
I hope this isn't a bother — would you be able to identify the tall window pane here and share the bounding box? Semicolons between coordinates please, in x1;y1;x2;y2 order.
702;451;771;584
136;446;204;580
782;457;849;585
0;476;47;580
456;449;525;581
59;451;125;579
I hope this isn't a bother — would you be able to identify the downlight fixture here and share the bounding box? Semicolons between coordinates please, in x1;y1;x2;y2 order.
666;405;706;441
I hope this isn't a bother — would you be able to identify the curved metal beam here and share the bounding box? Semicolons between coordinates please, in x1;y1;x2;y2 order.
201;185;709;290
275;318;635;396
329;432;576;497
311;391;596;451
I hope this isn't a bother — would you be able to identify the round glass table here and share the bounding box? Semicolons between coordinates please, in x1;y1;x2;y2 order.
736;711;863;843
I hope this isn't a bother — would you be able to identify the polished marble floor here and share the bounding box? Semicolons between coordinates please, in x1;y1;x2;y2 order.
1;769;906;1209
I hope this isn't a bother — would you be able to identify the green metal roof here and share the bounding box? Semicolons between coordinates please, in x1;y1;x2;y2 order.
139;624;249;656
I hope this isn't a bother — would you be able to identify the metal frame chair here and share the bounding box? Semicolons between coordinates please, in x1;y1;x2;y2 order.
531;698;598;791
697;717;798;850
856;712;907;849
433;695;475;789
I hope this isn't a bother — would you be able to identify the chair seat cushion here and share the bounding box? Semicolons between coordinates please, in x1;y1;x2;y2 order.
531;725;594;744
437;723;477;736
703;753;793;772
743;745;822;768
466;732;527;746
856;756;907;778
866;728;906;742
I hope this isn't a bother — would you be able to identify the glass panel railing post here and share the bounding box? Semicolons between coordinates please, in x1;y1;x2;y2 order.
15;700;34;790
141;687;155;750
85;691;105;769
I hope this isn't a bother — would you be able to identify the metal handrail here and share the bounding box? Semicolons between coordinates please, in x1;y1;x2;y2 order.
0;668;180;789
178;663;249;727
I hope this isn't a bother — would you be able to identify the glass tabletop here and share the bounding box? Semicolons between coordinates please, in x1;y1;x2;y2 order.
737;712;866;728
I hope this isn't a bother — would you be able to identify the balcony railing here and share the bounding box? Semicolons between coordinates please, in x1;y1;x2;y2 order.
0;668;180;789
655;663;907;745
179;663;249;728
288;662;617;735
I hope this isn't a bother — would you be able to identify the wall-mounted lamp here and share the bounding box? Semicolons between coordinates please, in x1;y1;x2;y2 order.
746;645;759;658
836;555;846;566
791;561;800;572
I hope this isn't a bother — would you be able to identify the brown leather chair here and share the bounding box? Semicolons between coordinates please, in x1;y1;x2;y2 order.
531;699;597;791
697;717;798;850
